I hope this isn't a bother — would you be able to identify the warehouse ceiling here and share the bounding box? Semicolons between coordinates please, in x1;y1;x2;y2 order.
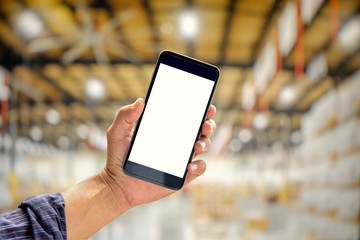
0;0;359;148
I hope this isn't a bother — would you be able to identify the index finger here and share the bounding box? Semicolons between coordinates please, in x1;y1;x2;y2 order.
206;105;216;120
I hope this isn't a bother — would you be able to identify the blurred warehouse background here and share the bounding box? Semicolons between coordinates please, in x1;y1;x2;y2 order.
0;0;360;239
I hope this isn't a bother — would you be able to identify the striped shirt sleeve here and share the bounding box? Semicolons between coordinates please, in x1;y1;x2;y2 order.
0;193;67;240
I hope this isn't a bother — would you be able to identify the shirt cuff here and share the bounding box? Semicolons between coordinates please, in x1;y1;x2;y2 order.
18;192;67;239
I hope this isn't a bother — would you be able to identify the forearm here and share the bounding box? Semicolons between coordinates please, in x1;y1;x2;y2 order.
62;170;130;240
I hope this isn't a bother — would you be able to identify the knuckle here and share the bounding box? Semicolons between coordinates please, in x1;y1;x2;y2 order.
106;127;113;138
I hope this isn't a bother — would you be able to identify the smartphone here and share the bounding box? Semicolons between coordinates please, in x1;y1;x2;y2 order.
123;50;220;190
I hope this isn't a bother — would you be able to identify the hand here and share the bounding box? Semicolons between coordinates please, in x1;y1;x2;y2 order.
101;98;216;208
63;98;216;239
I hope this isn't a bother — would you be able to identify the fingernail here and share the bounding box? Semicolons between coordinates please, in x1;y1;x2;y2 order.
209;120;214;132
133;98;143;106
212;105;216;113
200;141;206;150
190;163;198;171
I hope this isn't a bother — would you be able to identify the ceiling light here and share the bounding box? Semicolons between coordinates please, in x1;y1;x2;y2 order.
279;85;297;106
45;109;61;125
229;138;242;153
58;136;70;149
178;10;199;39
30;126;43;142
254;43;276;93
301;0;325;25
238;129;252;143
76;124;89;140
339;16;360;50
278;2;297;57
85;77;106;100
160;22;174;35
16;10;44;40
306;52;327;85
253;113;269;130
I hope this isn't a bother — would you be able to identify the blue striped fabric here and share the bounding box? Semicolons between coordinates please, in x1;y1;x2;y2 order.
0;193;66;239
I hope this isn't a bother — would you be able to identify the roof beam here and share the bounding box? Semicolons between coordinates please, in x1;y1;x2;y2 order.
142;0;161;54
251;0;283;62
218;0;238;66
330;46;360;81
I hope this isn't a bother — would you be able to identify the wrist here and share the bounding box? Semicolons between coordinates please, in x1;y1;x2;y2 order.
97;168;132;212
62;170;131;239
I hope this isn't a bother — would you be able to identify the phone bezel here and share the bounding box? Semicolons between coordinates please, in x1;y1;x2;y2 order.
123;50;220;190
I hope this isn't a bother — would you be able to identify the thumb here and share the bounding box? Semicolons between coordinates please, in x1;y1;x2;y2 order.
108;98;145;140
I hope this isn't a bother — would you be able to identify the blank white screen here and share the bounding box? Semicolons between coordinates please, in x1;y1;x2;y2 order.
128;63;214;178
